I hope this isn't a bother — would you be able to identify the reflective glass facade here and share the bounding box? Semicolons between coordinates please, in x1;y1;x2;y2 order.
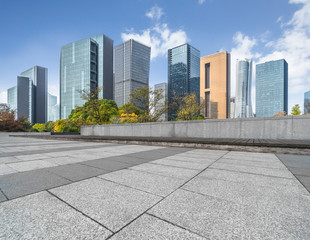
256;59;288;117
7;86;17;112
304;91;310;114
154;82;168;121
114;39;151;107
168;44;200;120
60;34;113;119
234;59;253;118
48;93;59;122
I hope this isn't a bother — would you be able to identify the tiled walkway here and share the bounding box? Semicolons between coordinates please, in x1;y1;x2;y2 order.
0;133;310;239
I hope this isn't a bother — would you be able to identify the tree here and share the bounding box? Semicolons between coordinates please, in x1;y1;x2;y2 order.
76;87;119;124
273;111;287;117
119;103;142;115
129;86;167;122
176;93;205;121
291;104;301;115
0;104;31;132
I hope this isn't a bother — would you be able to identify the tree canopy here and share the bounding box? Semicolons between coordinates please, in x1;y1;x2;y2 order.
291;104;301;115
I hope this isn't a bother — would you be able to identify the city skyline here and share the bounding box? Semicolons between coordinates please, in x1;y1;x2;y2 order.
0;0;309;113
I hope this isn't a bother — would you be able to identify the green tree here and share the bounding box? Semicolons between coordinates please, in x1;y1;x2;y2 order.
0;104;31;132
291;104;301;115
32;123;47;132
176;93;205;121
129;86;167;122
119;103;142;115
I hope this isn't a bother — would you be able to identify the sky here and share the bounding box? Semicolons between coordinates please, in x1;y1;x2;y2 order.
0;0;309;113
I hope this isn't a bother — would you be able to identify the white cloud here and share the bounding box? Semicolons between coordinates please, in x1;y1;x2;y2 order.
198;0;206;4
122;24;188;60
0;91;7;104
146;5;163;21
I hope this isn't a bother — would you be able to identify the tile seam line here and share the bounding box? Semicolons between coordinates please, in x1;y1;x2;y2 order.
208;167;295;180
105;152;229;239
276;155;310;194
213;161;287;170
46;190;115;234
0;188;9;200
146;212;208;239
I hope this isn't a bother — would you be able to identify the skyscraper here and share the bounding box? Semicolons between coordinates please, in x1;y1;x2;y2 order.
256;59;288;117
168;43;200;120
200;51;230;119
7;66;47;123
304;91;310;114
60;34;113;119
114;39;151;107
234;59;253;118
154;82;168;121
7;86;17;112
48;93;59;122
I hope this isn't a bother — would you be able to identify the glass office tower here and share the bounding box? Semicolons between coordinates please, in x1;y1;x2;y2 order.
305;91;310;114
168;43;200;120
234;59;253;118
60;34;113;119
7;86;17;112
114;39;151;107
48;93;59;122
256;59;288;117
154;82;168;121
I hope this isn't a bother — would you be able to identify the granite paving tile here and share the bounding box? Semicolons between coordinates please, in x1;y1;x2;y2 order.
7;160;57;172
218;158;287;169
50;178;162;232
46;163;109;182
110;214;206;240
0;190;7;203
99;169;186;197
82;158;132;171
130;163;199;180
0;164;18;176
151;158;212;170
210;162;295;178
0;169;71;199
148;189;310;239
0;191;111;239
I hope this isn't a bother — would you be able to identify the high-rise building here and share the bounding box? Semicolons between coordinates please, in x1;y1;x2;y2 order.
256;59;288;117
200;51;230;119
304;91;310;114
7;66;47;123
114;39;151;107
230;97;235;119
60;34;113;119
234;59;253;118
168;43;200;120
7;86;17;112
154;82;168;121
48;93;59;122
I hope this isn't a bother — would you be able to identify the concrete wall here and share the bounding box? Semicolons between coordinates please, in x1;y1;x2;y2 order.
81;115;310;140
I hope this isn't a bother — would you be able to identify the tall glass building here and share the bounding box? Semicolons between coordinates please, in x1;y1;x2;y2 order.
7;86;17;112
256;59;288;117
114;39;151;107
154;82;168;121
234;59;253;118
168;43;200;120
60;34;113;119
304;91;310;114
7;66;47;123
48;93;59;122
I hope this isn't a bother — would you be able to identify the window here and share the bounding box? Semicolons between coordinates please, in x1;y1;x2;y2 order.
205;63;210;89
205;91;210;118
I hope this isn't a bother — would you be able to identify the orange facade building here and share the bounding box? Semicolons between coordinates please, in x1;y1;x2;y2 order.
200;51;230;119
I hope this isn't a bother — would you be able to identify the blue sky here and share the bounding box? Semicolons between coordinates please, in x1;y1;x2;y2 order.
0;0;309;113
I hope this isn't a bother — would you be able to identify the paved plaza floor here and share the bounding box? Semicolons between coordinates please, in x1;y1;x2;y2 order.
0;132;310;239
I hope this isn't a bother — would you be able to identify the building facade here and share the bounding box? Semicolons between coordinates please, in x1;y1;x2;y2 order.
305;91;310;114
7;66;47;123
256;59;288;117
200;51;230;119
168;43;200;120
234;59;253;118
154;82;168;121
48;93;59;122
114;39;151;107
7;86;17;112
60;34;113;119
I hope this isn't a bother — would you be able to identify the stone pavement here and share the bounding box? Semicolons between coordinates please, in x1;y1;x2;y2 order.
0;132;310;239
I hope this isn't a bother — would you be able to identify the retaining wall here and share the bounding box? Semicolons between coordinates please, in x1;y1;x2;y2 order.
80;115;310;140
